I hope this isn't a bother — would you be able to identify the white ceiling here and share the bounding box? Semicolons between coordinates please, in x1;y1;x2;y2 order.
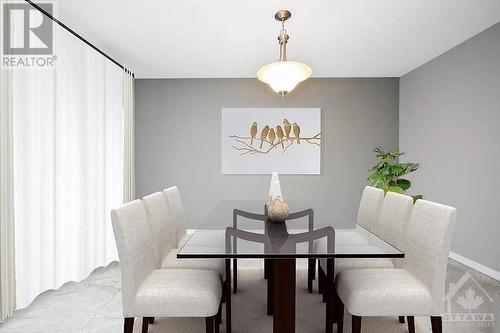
52;0;500;78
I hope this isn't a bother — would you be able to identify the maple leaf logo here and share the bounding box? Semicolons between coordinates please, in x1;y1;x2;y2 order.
456;288;484;312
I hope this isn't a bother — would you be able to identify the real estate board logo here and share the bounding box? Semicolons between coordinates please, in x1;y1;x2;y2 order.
2;1;56;68
443;271;495;330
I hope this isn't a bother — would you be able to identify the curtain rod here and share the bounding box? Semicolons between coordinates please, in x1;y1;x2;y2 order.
24;0;134;77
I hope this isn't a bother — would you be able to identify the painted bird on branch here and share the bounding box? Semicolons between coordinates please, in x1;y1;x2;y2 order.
276;125;284;148
250;122;257;145
283;119;291;139
260;125;270;149
268;128;276;148
292;123;300;144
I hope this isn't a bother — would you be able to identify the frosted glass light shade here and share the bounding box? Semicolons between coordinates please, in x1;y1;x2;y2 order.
257;61;312;95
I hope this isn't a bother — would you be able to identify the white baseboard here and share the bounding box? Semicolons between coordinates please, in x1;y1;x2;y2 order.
449;251;500;281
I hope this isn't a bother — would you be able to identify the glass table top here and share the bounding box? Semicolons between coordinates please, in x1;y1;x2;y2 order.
177;200;403;259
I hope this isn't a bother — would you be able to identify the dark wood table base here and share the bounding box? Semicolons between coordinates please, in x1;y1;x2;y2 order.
272;259;296;333
229;258;338;333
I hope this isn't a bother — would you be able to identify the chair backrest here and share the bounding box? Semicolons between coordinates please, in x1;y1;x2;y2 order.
375;191;414;267
403;199;456;313
111;200;156;314
162;186;187;245
375;191;414;250
142;192;178;263
356;186;385;231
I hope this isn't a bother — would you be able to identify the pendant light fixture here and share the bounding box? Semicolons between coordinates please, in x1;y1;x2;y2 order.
257;10;312;98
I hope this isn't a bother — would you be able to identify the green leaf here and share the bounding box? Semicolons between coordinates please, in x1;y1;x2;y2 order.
384;186;405;194
381;168;390;177
396;179;411;191
369;175;387;189
412;194;423;203
391;165;403;176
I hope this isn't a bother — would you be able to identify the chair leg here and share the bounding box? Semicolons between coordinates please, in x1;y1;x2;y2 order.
215;315;220;333
337;294;344;333
142;317;149;333
312;258;316;281
307;258;315;293
318;266;324;294
333;288;343;323
431;316;442;333
399;316;405;323
264;258;270;279
124;318;134;333
215;302;221;333
206;316;215;333
407;316;415;333
352;315;362;333
233;258;237;294
225;259;232;333
320;266;327;303
221;279;226;304
325;259;336;333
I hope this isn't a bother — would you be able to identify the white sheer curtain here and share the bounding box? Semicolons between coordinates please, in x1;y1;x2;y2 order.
13;22;124;309
0;65;16;323
123;70;135;203
0;0;17;320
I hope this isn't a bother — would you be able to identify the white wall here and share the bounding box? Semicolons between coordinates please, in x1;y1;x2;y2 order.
400;23;500;271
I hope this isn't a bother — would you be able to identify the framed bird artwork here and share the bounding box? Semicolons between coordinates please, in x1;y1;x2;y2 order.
221;108;321;174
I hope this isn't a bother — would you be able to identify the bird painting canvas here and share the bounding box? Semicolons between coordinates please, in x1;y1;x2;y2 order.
221;108;321;174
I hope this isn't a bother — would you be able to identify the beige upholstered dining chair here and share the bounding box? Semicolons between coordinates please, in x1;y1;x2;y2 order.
355;186;385;233
162;186;189;247
315;186;384;293
370;191;414;259
314;186;385;257
335;199;456;333
318;191;414;300
111;199;223;333
142;191;225;278
141;192;176;266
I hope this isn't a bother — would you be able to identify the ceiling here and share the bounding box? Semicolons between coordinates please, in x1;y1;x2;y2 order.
51;0;500;78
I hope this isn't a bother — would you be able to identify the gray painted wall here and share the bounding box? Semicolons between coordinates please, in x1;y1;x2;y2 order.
400;23;500;271
136;78;399;227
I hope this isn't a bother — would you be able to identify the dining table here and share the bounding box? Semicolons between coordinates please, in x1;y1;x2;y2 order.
177;200;404;333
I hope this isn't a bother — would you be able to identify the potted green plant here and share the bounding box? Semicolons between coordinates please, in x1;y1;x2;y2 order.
367;147;422;202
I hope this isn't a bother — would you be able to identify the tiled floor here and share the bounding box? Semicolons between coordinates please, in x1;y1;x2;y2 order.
1;259;498;333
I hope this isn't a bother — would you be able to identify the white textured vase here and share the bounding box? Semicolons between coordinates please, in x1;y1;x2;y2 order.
267;196;289;222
